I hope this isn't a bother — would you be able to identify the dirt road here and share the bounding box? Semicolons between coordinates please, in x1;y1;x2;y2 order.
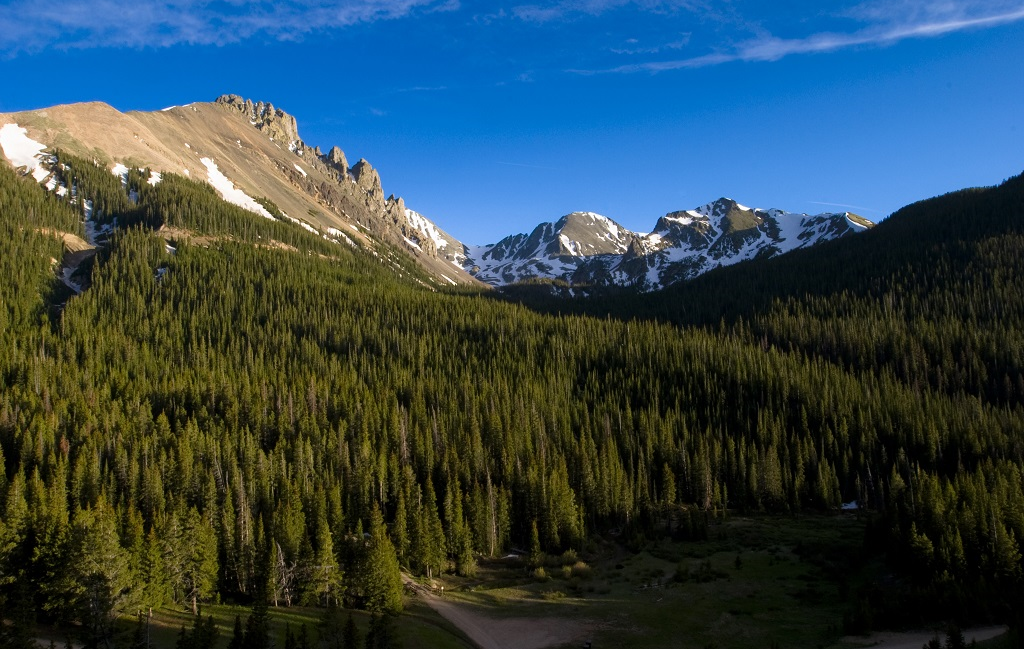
404;576;589;649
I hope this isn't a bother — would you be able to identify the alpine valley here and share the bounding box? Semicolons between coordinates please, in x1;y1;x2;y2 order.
1;95;1023;649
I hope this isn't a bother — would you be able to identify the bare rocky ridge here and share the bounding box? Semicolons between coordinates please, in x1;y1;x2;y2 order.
216;94;300;145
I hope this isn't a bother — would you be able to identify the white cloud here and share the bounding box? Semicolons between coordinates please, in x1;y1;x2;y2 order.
573;2;1024;73
0;0;449;53
609;34;690;55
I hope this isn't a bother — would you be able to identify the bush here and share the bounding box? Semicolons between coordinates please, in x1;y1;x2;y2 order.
571;561;593;580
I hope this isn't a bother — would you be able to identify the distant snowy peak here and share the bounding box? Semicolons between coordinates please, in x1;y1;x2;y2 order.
462;198;874;291
477;211;631;262
553;212;632;257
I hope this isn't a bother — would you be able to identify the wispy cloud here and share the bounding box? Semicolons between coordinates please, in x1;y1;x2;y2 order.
571;2;1024;73
609;34;690;55
807;200;879;213
511;0;705;23
0;0;451;53
393;86;450;93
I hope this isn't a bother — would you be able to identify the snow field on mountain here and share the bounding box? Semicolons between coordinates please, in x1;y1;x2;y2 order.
772;210;811;254
200;157;275;220
0;123;50;182
405;208;449;250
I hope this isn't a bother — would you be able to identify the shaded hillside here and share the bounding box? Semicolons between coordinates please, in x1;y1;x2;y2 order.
511;173;1024;409
498;172;1024;625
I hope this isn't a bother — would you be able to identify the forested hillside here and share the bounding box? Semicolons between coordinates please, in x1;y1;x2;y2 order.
1;157;1022;646
510;172;1024;626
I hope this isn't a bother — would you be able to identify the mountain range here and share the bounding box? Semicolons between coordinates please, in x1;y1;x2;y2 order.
0;95;872;292
462;201;871;290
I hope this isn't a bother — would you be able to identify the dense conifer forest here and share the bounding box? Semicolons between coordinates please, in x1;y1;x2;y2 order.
0;153;1022;647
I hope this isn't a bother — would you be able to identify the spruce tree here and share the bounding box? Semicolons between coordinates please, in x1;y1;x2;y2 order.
360;505;403;615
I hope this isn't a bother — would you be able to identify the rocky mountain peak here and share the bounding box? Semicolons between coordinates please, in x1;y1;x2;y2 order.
216;94;300;145
326;146;348;175
352;159;382;197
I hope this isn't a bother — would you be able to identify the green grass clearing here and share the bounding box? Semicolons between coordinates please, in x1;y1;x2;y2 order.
429;513;864;649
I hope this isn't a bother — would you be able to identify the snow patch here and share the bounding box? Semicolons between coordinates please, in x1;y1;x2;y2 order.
61;266;83;294
200;157;275;220
667;213;696;226
0;123;49;181
559;234;581;256
148;171;162;186
281;213;319;235
327;227;356;246
404;208;449;250
293;164;307;178
111;163;129;187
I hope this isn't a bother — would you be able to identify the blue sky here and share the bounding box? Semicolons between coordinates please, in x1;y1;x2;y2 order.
1;1;1022;244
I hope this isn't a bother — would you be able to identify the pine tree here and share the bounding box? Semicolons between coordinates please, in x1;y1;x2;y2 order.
342;614;359;649
228;616;244;649
360;505;403;615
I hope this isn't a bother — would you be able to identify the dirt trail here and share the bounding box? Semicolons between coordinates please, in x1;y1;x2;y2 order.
403;576;589;649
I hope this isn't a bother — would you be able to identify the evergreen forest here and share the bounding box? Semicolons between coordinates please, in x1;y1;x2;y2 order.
1;152;1022;646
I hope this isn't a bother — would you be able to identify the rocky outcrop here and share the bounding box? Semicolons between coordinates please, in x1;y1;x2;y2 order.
216;95;300;145
214;94;467;271
352;159;381;197
325;146;348;176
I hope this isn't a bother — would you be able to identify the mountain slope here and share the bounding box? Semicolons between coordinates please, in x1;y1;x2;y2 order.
0;96;480;288
464;198;872;290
